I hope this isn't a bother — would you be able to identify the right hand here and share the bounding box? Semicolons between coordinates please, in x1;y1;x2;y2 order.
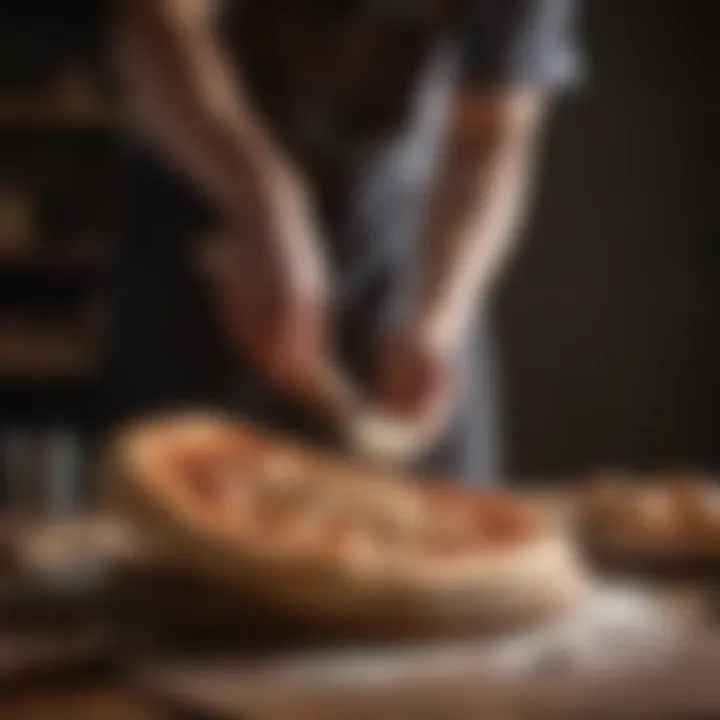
372;320;455;447
201;232;330;394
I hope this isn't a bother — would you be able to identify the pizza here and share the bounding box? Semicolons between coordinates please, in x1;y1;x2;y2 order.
105;413;588;636
581;470;720;563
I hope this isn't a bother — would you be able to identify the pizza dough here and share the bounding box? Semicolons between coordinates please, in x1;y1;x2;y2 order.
581;471;720;562
105;413;588;636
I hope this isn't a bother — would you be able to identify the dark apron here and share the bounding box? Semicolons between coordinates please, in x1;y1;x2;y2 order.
106;6;501;482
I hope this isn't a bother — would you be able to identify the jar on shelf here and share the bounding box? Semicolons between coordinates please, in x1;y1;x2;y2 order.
1;426;86;519
0;185;36;258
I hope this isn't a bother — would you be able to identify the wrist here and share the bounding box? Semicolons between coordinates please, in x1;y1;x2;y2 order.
235;153;327;297
409;299;460;357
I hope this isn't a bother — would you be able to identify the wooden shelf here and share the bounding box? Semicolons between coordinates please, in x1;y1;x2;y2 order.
0;360;97;383
0;250;110;274
0;343;99;382
0;98;117;131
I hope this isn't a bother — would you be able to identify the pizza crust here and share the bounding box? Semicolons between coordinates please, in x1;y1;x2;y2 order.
104;413;589;636
581;473;720;563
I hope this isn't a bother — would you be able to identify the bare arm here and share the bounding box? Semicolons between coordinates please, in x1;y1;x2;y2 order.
376;0;577;431
373;91;545;427
114;0;325;293
413;90;545;352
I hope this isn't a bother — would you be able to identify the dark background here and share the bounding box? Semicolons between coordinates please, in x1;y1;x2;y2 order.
498;0;719;476
1;0;718;479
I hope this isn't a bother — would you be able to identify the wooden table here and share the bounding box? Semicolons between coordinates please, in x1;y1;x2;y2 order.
2;510;720;720
0;684;157;720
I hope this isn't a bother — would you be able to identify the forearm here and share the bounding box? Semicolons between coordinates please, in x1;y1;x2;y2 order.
114;0;323;289
413;92;544;350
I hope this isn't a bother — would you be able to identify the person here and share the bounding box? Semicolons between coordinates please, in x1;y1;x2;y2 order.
108;0;580;482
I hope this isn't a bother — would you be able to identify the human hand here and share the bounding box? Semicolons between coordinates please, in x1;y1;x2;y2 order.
372;321;455;445
201;232;330;394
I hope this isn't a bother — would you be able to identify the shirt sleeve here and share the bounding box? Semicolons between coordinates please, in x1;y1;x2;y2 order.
458;0;582;89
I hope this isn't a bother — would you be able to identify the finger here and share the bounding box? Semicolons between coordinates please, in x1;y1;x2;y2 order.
268;300;328;390
420;388;453;443
215;285;279;371
380;357;433;419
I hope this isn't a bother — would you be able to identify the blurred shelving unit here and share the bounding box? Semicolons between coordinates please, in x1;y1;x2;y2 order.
0;5;122;514
0;98;117;131
0;59;120;436
0;250;108;274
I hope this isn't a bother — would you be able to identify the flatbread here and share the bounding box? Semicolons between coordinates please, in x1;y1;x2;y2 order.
105;413;588;636
581;472;720;563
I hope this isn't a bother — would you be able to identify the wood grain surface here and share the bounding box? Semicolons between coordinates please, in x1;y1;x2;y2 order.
0;685;157;720
2;501;720;720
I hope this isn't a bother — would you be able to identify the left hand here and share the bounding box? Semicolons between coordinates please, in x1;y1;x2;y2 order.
200;231;330;396
372;321;455;444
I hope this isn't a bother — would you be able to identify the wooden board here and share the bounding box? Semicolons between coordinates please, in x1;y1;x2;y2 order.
97;417;589;640
137;584;720;719
0;685;157;720
3;515;720;718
